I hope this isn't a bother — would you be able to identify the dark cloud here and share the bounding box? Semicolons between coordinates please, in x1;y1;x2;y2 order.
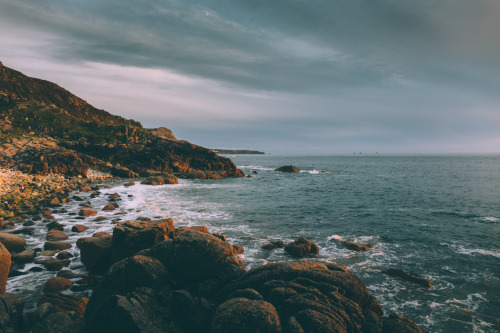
1;0;499;152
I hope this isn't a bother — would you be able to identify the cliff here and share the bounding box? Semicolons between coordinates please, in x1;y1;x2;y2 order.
0;61;243;179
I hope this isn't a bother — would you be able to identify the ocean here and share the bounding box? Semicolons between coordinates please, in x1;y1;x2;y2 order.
8;154;500;332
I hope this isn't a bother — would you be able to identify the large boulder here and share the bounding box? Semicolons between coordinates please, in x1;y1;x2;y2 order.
140;230;246;288
110;219;175;264
284;237;319;257
0;243;11;293
383;268;433;288
0;293;25;332
46;229;69;241
382;313;424;333
76;236;113;273
0;233;26;252
210;298;282;333
85;256;168;320
140;176;164;186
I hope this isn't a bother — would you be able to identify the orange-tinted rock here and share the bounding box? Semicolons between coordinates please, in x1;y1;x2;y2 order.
79;208;97;217
72;225;89;233
0;243;11;293
43;277;73;293
284;237;319;257
46;229;69;241
0;233;26;252
232;244;244;255
102;204;116;211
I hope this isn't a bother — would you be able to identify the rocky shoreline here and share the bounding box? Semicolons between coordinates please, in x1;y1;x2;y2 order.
0;168;424;332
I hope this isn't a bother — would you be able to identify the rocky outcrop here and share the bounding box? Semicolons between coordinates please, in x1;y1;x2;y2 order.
275;165;300;173
284;237;319;257
76;236;113;273
0;62;244;180
383;268;433;289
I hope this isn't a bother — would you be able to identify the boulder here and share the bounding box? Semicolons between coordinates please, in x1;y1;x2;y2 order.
85;256;168;319
332;238;374;252
56;251;74;260
32;311;79;333
0;293;25;332
71;224;88;233
76;236;113;273
12;249;35;264
210;298;282;333
141;176;164;186
275;165;300;173
140;230;246;287
232;244;244;255
38;293;88;317
46;229;69;241
78;208;97;217
44;241;71;251
109;219;175;264
284;237;319;257
162;173;178;184
124;181;135;187
43;277;73;293
46;221;64;231
262;240;285;250
0;243;11;293
42;258;71;271
0;233;26;252
382;313;424;333
383;268;433;288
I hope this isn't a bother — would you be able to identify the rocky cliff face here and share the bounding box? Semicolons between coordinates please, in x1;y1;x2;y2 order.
0;61;243;179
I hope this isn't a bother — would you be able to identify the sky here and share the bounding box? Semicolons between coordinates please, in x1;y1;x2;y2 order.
1;0;500;154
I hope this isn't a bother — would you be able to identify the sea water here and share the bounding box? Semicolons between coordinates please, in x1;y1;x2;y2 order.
7;154;500;332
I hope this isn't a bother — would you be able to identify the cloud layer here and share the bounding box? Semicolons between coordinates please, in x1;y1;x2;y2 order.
1;0;499;153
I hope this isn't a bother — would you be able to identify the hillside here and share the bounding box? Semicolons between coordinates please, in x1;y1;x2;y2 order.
0;61;243;179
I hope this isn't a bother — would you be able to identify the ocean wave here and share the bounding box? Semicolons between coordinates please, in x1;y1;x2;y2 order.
442;243;500;259
237;165;275;171
299;169;331;174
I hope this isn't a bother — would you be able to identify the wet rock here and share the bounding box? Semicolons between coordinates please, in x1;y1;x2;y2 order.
44;241;72;251
43;277;73;293
284;237;319;257
162;173;178;184
56;251;74;260
92;232;111;238
76;236;113;273
42;210;52;216
46;221;64;231
108;193;120;200
262;240;285;250
0;243;11;293
57;270;81;279
275;165;300;173
383;268;433;288
32;311;79;333
109;219;175;264
12;249;35;264
39;250;59;256
42;258;71;271
212;233;226;242
78;208;97;217
0;232;26;252
46;229;69;241
71;224;88;233
0;293;25;332
232;244;244;255
210;298;282;333
124;181;135;187
93;216;107;222
332;238;374;252
48;197;61;207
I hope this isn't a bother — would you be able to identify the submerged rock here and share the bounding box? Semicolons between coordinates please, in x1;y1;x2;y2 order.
275;165;300;173
383;268;433;288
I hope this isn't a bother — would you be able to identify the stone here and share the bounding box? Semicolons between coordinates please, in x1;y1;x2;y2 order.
102;203;116;211
232;244;244;255
76;236;112;273
71;224;88;233
284;237;319;257
56;251;74;260
162;173;178;184
141;176;164;186
46;229;69;241
0;243;11;293
262;240;285;250
210;298;282;333
275;165;300;172
382;313;424;333
109;219;175;264
42;258;71;271
44;241;72;251
93;216;107;222
12;249;36;264
0;232;26;252
78;208;97;217
124;181;135;187
0;293;25;332
32;311;78;333
43;277;73;293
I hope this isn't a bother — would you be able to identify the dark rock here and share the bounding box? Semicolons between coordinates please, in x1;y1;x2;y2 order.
162;173;178;184
12;249;35;264
232;244;244;255
226;288;264;301
284;237;319;257
0;243;11;293
42;258;71;271
140;230;246;288
93;216;107;222
383;268;433;288
38;293;88;317
0;293;25;332
108;193;120;200
262;240;285;250
141;176;164;186
109;219;175;264
210;298;282;333
32;311;79;333
382;313;424;333
332;238;374;251
57;270;81;279
275;165;300;173
46;221;64;231
0;232;26;252
76;236;112;273
102;203;116;211
56;251;74;260
71;224;88;232
124;181;135;187
85;256;168;319
212;233;226;242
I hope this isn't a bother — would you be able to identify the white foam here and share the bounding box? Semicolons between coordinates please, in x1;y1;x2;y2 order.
481;216;499;223
237;165;275;171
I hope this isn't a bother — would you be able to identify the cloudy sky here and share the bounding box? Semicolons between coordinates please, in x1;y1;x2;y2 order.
1;0;500;153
